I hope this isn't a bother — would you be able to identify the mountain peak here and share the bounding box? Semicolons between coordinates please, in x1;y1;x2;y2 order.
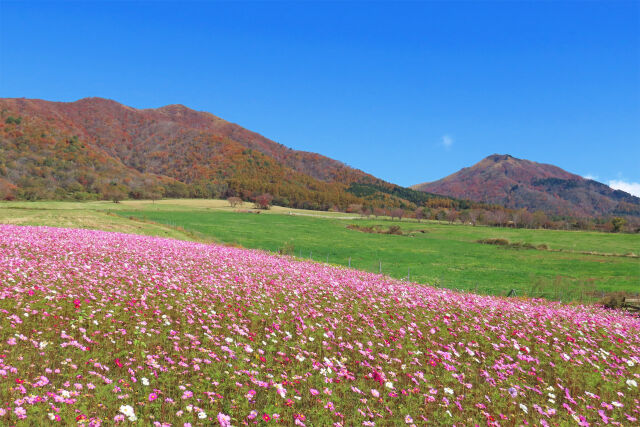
486;153;515;162
158;103;191;112
412;155;639;216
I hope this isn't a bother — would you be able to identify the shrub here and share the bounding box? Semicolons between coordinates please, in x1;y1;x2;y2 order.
278;240;295;256
387;225;402;235
477;238;510;246
254;193;273;210
600;294;625;310
4;116;22;125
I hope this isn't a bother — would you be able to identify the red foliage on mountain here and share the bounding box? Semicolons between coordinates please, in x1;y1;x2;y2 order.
0;97;414;209
412;154;640;217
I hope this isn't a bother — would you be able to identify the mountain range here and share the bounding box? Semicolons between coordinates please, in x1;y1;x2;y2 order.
0;97;441;210
1;97;638;218
412;154;640;217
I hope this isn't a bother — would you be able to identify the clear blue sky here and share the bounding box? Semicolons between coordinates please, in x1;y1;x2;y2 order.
1;1;638;194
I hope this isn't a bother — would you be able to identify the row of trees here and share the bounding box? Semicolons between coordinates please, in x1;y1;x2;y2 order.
343;203;639;233
222;194;638;233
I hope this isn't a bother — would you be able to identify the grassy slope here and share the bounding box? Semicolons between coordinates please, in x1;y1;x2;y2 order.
0;201;193;240
1;199;638;298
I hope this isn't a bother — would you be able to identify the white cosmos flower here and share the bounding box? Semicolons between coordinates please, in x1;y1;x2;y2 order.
141;377;149;386
119;405;135;419
444;387;453;395
626;379;637;388
519;404;528;414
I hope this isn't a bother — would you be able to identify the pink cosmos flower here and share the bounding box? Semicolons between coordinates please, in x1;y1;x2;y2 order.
14;407;27;419
217;412;231;427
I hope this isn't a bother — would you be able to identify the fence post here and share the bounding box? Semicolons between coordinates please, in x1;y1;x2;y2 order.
407;267;410;281
379;260;382;274
326;254;329;263
310;251;312;260
348;257;351;268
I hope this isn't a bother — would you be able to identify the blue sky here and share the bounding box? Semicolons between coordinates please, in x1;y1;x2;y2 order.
1;1;639;194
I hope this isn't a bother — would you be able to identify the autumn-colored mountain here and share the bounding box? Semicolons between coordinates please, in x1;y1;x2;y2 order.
0;97;440;209
412;154;640;217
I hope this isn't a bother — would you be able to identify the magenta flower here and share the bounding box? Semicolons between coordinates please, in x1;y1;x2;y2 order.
217;412;231;426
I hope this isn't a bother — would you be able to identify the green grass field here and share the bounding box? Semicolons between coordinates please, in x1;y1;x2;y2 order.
1;199;638;300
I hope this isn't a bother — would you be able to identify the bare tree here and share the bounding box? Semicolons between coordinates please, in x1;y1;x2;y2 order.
227;196;243;208
373;207;386;219
361;207;373;218
469;209;480;226
414;207;425;222
347;204;363;214
391;208;405;221
492;210;507;227
520;209;534;229
446;209;459;224
511;210;522;228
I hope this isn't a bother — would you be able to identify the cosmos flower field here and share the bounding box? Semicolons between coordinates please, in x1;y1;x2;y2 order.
1;225;639;426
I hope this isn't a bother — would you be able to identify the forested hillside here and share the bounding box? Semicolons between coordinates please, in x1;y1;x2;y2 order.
0;97;443;210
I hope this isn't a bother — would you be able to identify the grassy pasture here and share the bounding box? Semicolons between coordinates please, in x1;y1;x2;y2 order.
1;199;638;300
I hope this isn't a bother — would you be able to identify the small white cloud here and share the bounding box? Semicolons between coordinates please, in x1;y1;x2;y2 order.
440;134;453;150
608;180;640;197
583;174;599;181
